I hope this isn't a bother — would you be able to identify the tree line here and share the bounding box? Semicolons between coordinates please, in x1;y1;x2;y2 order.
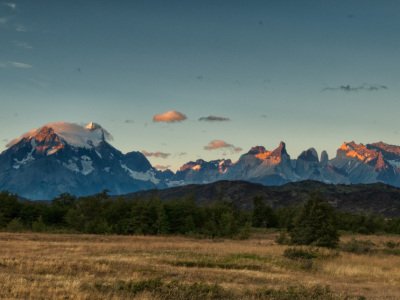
0;191;400;247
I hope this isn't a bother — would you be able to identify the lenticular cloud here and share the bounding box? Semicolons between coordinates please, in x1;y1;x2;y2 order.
153;110;187;123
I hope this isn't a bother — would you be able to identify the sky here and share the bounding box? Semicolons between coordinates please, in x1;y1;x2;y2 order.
0;0;399;170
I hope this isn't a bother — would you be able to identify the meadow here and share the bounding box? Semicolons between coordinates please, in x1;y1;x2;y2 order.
0;231;399;299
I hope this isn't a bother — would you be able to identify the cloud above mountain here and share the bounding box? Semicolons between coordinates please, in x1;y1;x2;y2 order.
142;151;171;159
204;140;242;153
6;122;113;148
199;115;230;122
322;84;388;92
154;164;171;171
153;110;187;123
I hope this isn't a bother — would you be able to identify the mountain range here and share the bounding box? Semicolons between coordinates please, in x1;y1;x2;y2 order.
1;122;400;200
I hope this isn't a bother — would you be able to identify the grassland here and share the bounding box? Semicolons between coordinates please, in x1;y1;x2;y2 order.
0;231;399;299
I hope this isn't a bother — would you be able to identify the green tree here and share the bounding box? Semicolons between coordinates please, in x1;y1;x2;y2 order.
6;218;24;232
0;192;21;227
32;216;46;232
289;193;339;248
156;205;169;234
252;197;278;228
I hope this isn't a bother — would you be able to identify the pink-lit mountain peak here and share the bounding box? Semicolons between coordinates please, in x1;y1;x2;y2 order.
7;122;112;151
338;141;379;162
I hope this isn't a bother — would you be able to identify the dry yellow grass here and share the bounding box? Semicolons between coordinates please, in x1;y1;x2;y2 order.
0;232;399;299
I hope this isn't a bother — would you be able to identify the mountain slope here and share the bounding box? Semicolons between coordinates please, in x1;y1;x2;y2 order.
129;180;400;217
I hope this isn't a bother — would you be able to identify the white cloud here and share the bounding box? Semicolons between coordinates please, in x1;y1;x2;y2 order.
8;61;33;69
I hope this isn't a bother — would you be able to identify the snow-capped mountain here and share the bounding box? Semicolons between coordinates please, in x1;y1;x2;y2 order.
173;159;232;184
0;122;163;199
2;121;400;199
172;141;400;188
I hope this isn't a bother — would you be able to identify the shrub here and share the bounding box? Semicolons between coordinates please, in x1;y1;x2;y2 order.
252;284;337;300
340;239;374;254
385;240;399;249
32;216;46;232
283;247;317;260
236;222;251;240
6;218;24;232
89;279;232;299
275;231;291;245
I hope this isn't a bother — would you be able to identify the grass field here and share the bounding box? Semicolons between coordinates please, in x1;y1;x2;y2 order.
0;231;399;299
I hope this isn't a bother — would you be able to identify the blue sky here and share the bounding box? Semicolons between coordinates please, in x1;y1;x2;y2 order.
0;0;399;170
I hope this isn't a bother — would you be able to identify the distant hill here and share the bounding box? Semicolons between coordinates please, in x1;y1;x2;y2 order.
128;180;400;217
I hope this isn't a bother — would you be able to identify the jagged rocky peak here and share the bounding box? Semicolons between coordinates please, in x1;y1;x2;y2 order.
180;159;206;171
217;159;232;173
320;150;329;165
247;146;267;155
368;142;400;159
247;142;289;161
32;126;65;155
298;148;319;162
375;152;387;171
34;126;57;141
337;141;378;162
271;141;288;157
179;159;232;173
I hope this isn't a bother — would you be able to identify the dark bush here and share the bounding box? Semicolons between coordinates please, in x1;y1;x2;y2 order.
275;231;291;245
283;247;318;260
340;239;375;254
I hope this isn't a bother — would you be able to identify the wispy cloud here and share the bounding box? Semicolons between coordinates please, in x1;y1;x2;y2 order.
3;2;16;10
8;61;32;69
13;41;33;49
15;24;27;32
204;140;242;153
322;84;388;92
142;150;171;159
0;17;8;24
154;164;171;171
153;110;187;123
199;115;230;122
0;61;33;69
27;77;50;88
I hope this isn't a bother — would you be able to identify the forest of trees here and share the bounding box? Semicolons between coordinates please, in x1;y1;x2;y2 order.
1;191;400;247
